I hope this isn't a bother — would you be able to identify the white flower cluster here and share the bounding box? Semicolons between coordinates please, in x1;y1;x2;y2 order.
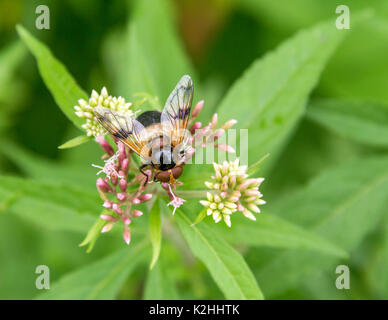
74;87;133;137
200;159;265;227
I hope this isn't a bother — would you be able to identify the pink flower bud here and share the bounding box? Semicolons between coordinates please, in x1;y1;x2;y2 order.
119;179;127;192
123;217;131;226
100;214;116;221
237;179;256;191
220;119;238;130
117;141;126;163
112;203;123;215
190;121;202;134
215;144;235;153
103;201;112;209
96;136;114;156
117;193;126;201
97;178;111;193
244;189;260;197
111;173;118;185
138;193;152;202
212;129;225;141
210;113;218;128
192;100;204;118
121;158;129;173
123;227;131;245
132;197;140;205
132;209;143;217
101;223;114;233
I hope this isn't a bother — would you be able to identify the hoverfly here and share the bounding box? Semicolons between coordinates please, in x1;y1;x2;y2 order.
94;75;194;185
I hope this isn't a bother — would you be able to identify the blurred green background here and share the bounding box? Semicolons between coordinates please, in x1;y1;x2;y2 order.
1;0;388;300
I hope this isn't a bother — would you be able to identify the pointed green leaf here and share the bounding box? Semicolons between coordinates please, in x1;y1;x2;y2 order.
79;218;106;253
257;155;388;297
215;213;348;258
149;198;162;269
16;25;88;129
36;242;148;300
217;18;347;172
307;99;388;147
144;258;180;300
175;209;264;300
58;135;93;149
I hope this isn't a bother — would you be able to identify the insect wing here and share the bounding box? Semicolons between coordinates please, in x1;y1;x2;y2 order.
161;75;193;147
94;106;148;157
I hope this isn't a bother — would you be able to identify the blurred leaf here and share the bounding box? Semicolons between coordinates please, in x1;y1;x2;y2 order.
246;153;270;176
367;215;388;298
16;25;88;129
257;155;388;297
149;198;162;269
0;41;26;101
79;218;106;253
0;175;100;233
240;1;387;104
112;0;198;104
58;135;93;149
217;18;346;171
307;99;388;147
144;256;180;299
0;140;96;189
216;213;348;258
36;242;148;299
175;209;264;300
130;0;197;100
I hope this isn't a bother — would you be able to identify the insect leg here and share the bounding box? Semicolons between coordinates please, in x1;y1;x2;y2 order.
139;164;151;186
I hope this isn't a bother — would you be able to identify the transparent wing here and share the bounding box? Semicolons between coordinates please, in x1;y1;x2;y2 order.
94;106;148;157
161;75;193;146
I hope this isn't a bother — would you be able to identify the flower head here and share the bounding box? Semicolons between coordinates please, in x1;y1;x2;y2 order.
74;87;134;137
200;159;265;227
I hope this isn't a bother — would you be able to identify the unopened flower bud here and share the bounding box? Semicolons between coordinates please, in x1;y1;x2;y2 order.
190;121;202;134
100;214;116;221
132;210;143;217
112;203;123;215
97;178;111;193
220;119;238;130
138;193;152;202
123;227;131;245
117;193;126;201
123;217;131;226
103;201;112;209
192;100;204;118
119;179;127;192
101;223;114;233
121;158;129;173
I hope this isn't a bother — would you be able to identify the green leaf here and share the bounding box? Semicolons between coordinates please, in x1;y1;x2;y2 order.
0;175;100;233
246;153;270;176
192;208;207;226
107;0;198;104
216;18;347;171
257;155;388;297
215;213;347;258
79;218;106;253
58;135;93;149
175;209;264;300
0;40;26;101
0;140;96;189
149;198;162;269
144;257;180;300
307;99;388;147
16;25;88;129
36;242;148;300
